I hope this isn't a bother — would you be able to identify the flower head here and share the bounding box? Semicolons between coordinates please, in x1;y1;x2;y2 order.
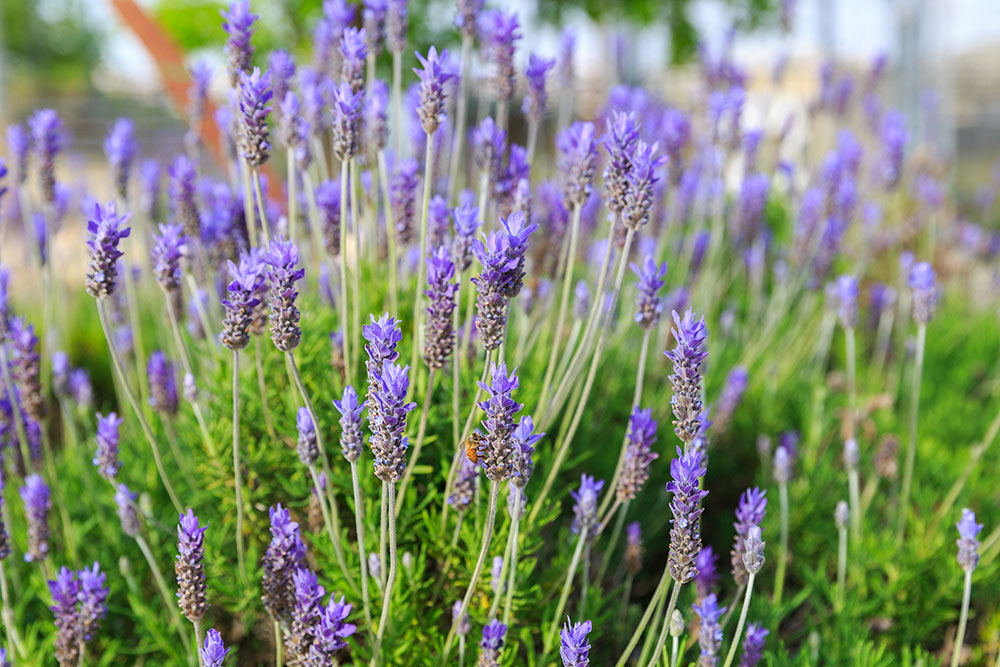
739;623;769;667
451;204;481;272
310;595;357;663
237;67;273;167
151;223;187;300
29;109;63;204
570;474;604;537
168;155;201;240
625;522;643;574
263;237;306;351
49;566;81;665
742;525;765;575
77;562;109;642
617;407;659;502
512;415;542;488
390;157;419;244
480;9;520;102
334;385;367;463
370;361;416;483
365;78;390;150
221;254;264;350
449;455;479;511
386;0;408;54
175;509;208;621
340;27;368;93
909;261;937;325
362;0;387;57
201;628;231;667
622;140;666;231
478;619;507;666
559;618;592;666
956;508;982;572
262;504;307;623
631;256;668;329
731;486;767;585
147;351;179;416
835;274;859;328
665;309;709;449
476;362;522;481
414;46;453;135
603;111;641;217
6;123;30;184
104;118;138;200
523;53;556;125
696;546;719;598
21;473;51;562
693;593;727;666
296;407;318;466
94;412;123;480
221;1;258;85
423;245;458;369
85;202;132;299
331;81;363;160
115;483;141;537
667;447;708;583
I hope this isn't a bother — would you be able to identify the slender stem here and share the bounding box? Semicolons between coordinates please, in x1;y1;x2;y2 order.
618;572;635;630
410;139;436;379
489;485;518;620
309;464;347;581
644;581;683;667
231;350;248;587
0;346;33;474
595;500;628;584
897;324;926;544
848;469;861;545
378;151;400;317
287;150;298;244
254;338;278;440
349;461;374;632
525;120;539;165
0;561;25;659
773;482;789;605
397;368;436;513
120;238;148;408
274;618;284;667
392;51;403;159
193;619;204;667
613;566;672;667
338;165;353;387
836;525;847;612
165;293;216;459
938;401;1000;527
671;635;680;667
252;167;271;245
240;158;258;247
447;34;473;199
951;570;973;667
97;300;183;513
371;483;398;667
350;158;362;379
579;546;591;618
442;480;500;663
501;489;523;625
721;572;757;667
846;326;857;437
135;535;185;635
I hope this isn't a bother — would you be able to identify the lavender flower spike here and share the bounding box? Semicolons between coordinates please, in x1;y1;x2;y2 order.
386;0;408;54
371;361;417;483
478;619;507;667
221;255;264;351
85;202;132;299
571;474;604;537
560;618;592;666
104;118;138;200
237;67;273;168
296;407;319;466
309;595;357;663
6;123;30;185
622;140;666;231
116;484;141;537
731;486;768;585
557;122;599;209
261;504;306;623
94;411;123;480
693;593;727;666
835;274;859;328
423;245;458;369
696;546;719;599
331;81;363;161
263;237;306;352
221;1;258;85
340;27;368;94
287;567;325;663
481;9;521;103
10;316;44;421
152;222;187;315
665;309;709;450
49;566;80;665
667;447;708;584
742;525;766;575
715;366;749;432
414;46;453;135
909;261;937;325
449;455;479;511
739;623;769;667
201;628;231;667
168;155;200;240
175;509;208;621
617;407;659;502
363;313;402;437
333;385;367;462
77;561;109;643
29;109;63;204
20;473;51;563
523;53;556;126
956;508;982;572
631;256;668;330
147;351;179;416
476;362;523;481
471;230;511;351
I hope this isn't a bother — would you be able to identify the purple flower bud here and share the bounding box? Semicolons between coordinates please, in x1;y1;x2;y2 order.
69;368;93;408
665;309;708;449
512;415;542;488
622;140;666;231
334;385;367;463
455;0;483;37
909;261;937;325
835;274;859;328
742;525;765;575
956;508;982;572
309;594;357;663
571;474;604;538
630;255;667;330
473;117;506;186
340;27;368;93
85;202;132;299
739;622;769;667
314;179;343;257
478;619;507;666
21;473;51;562
279;92;312;170
880;110;907;190
386;0;408;54
147;351;179;416
237;67;273;167
104;118;138;200
523;53;556;126
370;361;416;483
451;599;471;636
557;122;599;209
6;123;30;185
168;156;201;241
9;316;44;421
696;546;719;599
617;407;659;502
693;593;727;665
414;46;453;135
287;567;325;663
731;486;767;585
268;51;296;113
201;628;230;667
773;445;791;484
603;111;641;217
296;407;318;466
423;245;458;369
221;254;264;351
625;521;642;574
451;203;481;272
362;0;387;57
480;9;520;103
175;509;208;621
667;447;708;583
263;237;306;352
390;157;419;244
834;500;849;529
29;109;64;204
476;362;522;481
115;483;141;538
94;412;123;480
77;561;109;642
844;437;859;471
152;223;187;313
449;455;479;511
331;80;363;161
221;1;258;86
363;312;402;438
262;504;307;623
49;566;81;665
559;618;592;666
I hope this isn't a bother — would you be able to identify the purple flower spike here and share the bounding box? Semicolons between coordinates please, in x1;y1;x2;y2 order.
693;593;727;666
512;415;542;488
739;623;769;667
480;9;521;103
452;599;471;636
909;261;937;325
334;385;367;463
168;155;200;240
424;245;458;369
85;202;132;299
625;521;643;574
390;157;419;244
631;255;668;330
6;123;30;184
956;508;982;572
315;179;343;256
279;92;312;170
731;486;768;585
221;1;258;85
455;0;483;37
665;309;709;450
10;316;43;421
296;406;319;466
696;546;720;599
471;232;510;351
29;109;63;204
667;447;708;584
309;595;357;663
570;474;604;537
370;361;417;483
147;351;179;416
559;618;592;666
603;111;641;217
152;222;187;313
201;628;231;667
175;509;208;621
363;313;403;441
115;483;141;537
21;473;51;563
221;254;264;351
414;46;453;135
880;109;907;189
49;566;81;665
268;51;296;112
365;79;390;151
77;562;109;642
835;275;859;328
449;455;479;511
476;362;522;481
523;53;556;126
94;412;123;480
340;27;368;94
451;203;481;272
622;140;666;231
362;0;387;57
473;117;506;186
478;619;507;667
617;406;659;502
262;504;307;623
263;237;306;352
332;80;363;162
499;210;538;298
0;477;8;560
104;118;138;200
386;0;408;54
287;567;325;663
237;67;273;167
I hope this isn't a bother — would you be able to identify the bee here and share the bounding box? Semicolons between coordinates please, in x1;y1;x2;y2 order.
464;432;486;464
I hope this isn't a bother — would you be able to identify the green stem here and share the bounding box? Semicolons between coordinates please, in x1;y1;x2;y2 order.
240;158;258;248
378;151;400;317
371;483;398;667
950;570;973;667
442;480;500;663
350;461;374;633
644;580;683;667
380;483;388;589
252;166;271;245
193;619;204;667
97;300;183;514
447;34;473;200
489;485;518;620
595;500;628;584
773;482;789;605
231;350;248;587
848;469;861;546
165;291;216;459
0;560;25;660
721;572;756;667
897;323;926;544
274;618;284;667
350;158;363;380
135;535;186;636
501;489;523;625
613;566;671;667
836;524;847;612
410;139;436;382
338;164;353;387
397;368;435;514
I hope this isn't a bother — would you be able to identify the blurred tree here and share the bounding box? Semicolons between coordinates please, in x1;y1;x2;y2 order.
1;0;102;90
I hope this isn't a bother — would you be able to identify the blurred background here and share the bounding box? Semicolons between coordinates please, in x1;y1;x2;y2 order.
2;0;1000;199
